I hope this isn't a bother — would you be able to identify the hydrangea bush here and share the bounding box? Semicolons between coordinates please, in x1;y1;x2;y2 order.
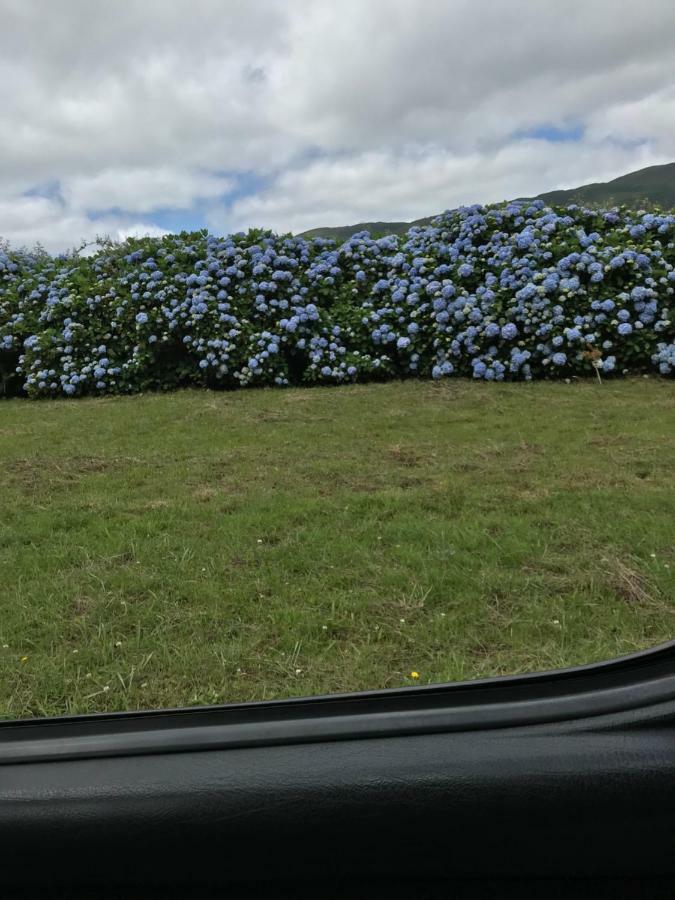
1;201;673;398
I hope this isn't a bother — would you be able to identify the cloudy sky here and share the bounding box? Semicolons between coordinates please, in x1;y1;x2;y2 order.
1;0;674;251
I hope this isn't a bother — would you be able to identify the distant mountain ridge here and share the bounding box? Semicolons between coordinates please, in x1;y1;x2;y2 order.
299;161;675;242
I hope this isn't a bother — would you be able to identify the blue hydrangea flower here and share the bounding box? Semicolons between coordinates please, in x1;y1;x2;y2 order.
2;199;673;397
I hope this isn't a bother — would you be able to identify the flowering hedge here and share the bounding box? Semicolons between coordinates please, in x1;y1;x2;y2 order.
1;200;673;398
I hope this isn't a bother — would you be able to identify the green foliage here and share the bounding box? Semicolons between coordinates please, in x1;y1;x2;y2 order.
1;200;674;400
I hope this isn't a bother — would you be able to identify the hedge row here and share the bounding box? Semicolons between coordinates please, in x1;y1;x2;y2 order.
1;200;674;398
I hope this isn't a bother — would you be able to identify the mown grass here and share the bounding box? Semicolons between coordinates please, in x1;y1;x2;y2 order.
1;378;673;718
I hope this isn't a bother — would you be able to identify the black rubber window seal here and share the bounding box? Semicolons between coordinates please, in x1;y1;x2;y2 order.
1;638;674;764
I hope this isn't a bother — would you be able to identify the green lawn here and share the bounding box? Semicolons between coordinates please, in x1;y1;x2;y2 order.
1;378;673;719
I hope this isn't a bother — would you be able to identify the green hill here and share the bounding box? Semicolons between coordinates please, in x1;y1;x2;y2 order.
532;161;675;209
299;219;427;242
299;161;675;241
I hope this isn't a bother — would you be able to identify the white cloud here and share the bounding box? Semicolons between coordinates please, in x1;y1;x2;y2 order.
115;224;172;243
273;0;675;153
61;168;234;214
586;87;675;148
222;140;669;235
0;193;170;252
0;0;673;249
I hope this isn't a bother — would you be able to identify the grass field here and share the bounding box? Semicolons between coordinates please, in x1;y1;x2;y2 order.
1;378;673;719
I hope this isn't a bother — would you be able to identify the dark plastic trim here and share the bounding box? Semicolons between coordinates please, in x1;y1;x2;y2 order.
1;638;674;764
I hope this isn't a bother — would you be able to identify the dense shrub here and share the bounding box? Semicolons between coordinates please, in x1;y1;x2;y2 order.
1;201;673;398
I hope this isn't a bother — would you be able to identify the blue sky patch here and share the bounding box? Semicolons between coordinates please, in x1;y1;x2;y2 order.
517;123;584;143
